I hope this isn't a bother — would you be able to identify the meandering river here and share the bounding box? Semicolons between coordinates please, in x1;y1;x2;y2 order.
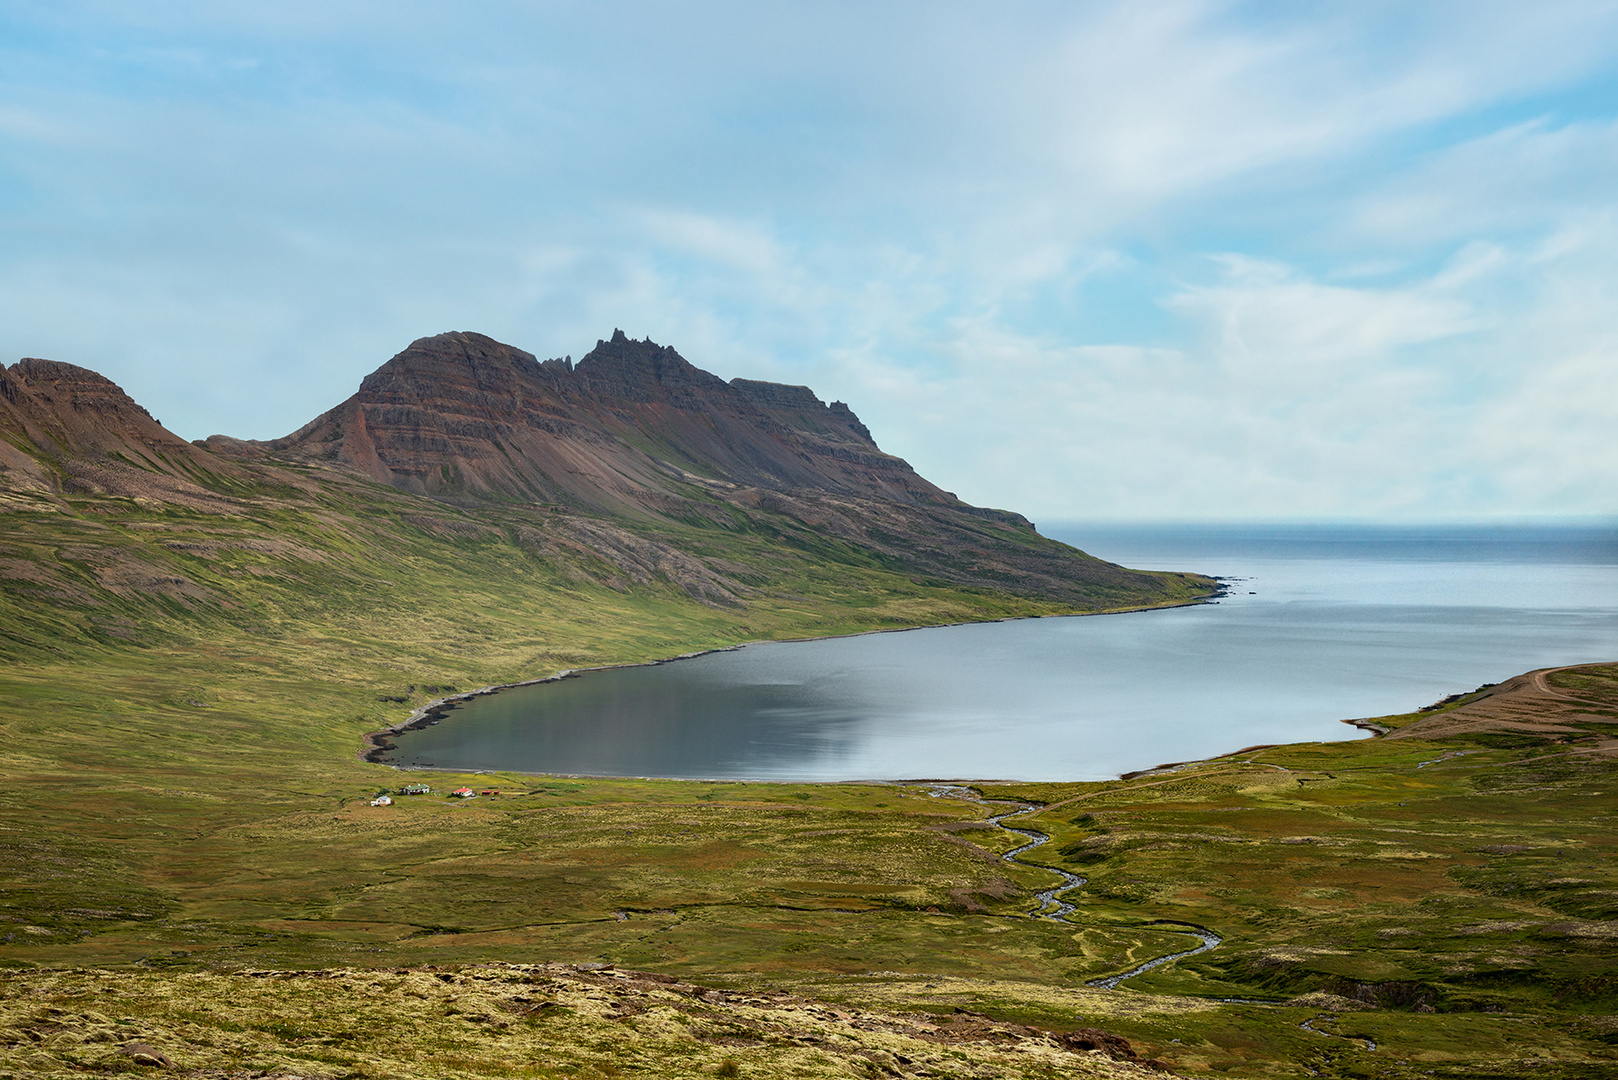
380;523;1618;781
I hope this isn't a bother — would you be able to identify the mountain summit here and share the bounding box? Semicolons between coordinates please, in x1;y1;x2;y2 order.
0;357;241;506
213;329;1176;605
254;330;957;517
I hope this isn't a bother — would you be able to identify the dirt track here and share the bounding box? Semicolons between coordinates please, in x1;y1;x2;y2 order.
1385;662;1618;749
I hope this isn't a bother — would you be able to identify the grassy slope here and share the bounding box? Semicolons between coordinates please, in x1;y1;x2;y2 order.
2;469;1614;1078
0;465;1203;966
951;673;1618;1079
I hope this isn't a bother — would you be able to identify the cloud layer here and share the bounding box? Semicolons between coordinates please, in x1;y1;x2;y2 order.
3;0;1616;519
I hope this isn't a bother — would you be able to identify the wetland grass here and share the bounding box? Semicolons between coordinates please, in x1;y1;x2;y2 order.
2;481;1614;1076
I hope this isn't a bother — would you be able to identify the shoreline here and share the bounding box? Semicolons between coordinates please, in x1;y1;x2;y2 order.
359;644;748;765
358;592;1226;770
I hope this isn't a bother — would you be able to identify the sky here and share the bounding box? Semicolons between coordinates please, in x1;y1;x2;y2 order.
3;1;1617;522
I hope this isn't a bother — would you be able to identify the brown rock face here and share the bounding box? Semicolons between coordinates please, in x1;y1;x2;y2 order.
1;331;1204;610
266;330;959;515
120;1041;173;1068
248;329;1177;607
0;359;238;503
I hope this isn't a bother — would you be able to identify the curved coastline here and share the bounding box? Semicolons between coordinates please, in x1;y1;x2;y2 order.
359;591;1226;769
359;644;748;765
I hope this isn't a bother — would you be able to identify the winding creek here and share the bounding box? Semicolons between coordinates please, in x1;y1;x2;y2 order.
1300;1017;1377;1052
925;784;1223;990
929;783;1378;1058
925;780;1383;1068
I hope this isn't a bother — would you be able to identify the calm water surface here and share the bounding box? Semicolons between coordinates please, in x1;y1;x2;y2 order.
384;523;1618;781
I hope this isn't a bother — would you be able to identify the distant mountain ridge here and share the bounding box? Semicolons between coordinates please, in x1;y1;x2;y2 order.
0;330;1212;611
241;329;967;519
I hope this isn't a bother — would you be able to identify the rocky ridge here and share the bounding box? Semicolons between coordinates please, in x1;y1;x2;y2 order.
1;330;1212;611
0;358;246;511
248;329;961;515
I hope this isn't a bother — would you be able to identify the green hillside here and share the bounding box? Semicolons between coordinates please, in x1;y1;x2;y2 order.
3;351;1614;1078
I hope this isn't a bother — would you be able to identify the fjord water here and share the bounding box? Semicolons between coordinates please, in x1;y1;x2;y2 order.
385;523;1618;782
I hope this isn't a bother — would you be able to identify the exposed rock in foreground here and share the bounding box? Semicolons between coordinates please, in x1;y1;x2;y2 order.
0;963;1173;1079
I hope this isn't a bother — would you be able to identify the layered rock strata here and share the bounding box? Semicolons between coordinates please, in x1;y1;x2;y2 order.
256;329;957;515
0;359;241;506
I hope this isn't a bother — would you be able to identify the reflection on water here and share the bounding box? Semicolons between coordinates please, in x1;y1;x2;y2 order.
398;671;872;779
383;523;1618;781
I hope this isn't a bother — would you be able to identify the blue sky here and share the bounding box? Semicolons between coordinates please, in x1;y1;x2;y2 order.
3;1;1617;521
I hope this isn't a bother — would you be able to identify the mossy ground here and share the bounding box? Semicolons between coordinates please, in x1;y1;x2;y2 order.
0;963;1156;1080
1;478;1612;1077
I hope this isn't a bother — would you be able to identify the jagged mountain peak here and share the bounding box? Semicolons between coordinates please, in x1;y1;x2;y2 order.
270;330;940;513
573;330;728;400
0;334;1188;610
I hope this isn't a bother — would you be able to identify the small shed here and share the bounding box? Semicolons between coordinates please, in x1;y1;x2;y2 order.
370;794;393;806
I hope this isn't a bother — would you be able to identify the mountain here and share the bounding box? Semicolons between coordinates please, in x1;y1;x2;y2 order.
0;331;1214;617
0;357;243;509
227;329;1194;607
250;329;958;514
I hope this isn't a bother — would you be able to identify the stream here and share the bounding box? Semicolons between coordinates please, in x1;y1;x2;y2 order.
924;785;1221;989
923;787;1381;1061
1301;1016;1377;1051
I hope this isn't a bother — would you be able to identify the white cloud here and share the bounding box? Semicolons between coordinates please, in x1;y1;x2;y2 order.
1165;256;1481;390
637;212;785;276
1349;117;1618;249
4;2;1618;516
821;233;1618;520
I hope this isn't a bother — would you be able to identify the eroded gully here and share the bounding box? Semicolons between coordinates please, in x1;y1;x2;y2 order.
924;784;1221;990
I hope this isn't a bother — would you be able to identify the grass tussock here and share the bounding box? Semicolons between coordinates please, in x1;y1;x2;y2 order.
0;962;1152;1080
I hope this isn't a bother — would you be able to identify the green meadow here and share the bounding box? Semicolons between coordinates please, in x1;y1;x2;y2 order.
1;474;1615;1077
